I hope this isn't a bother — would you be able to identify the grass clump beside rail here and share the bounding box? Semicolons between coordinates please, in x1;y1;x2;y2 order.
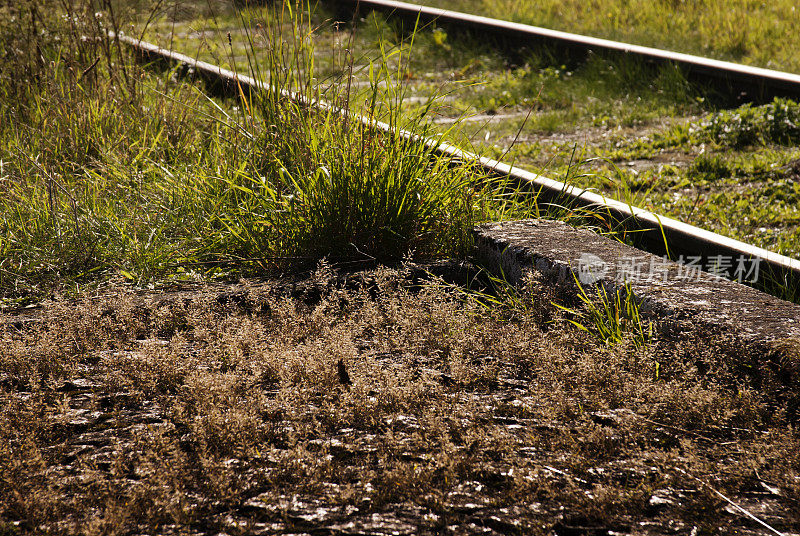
146;1;800;268
0;1;512;302
697;98;800;148
611;97;800;156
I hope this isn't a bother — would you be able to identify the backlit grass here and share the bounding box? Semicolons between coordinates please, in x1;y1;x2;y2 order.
0;0;529;302
138;4;705;133
134;2;800;265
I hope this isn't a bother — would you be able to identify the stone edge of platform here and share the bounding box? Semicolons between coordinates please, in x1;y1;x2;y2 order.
473;219;800;347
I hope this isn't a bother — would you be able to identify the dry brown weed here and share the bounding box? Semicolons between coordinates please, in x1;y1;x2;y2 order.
0;266;798;535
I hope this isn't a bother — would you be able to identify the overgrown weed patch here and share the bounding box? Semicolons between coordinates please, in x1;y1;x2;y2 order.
1;266;799;534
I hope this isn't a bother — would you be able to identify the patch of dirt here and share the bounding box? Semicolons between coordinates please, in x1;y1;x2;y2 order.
515;116;698;148
610;151;696;173
1;264;799;535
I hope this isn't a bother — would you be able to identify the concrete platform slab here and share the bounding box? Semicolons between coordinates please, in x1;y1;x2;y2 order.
474;219;800;345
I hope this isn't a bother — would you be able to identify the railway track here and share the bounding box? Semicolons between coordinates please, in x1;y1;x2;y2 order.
330;0;800;104
117;20;800;294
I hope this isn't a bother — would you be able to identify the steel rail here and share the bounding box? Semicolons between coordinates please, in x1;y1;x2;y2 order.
330;0;800;101
117;34;800;289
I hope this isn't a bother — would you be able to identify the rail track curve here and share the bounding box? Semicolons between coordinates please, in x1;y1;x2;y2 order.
330;0;800;103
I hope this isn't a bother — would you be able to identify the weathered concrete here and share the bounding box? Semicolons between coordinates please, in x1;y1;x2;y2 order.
474;219;800;344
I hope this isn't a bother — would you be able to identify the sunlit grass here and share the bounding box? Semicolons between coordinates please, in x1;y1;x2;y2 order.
0;0;548;301
412;0;800;73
